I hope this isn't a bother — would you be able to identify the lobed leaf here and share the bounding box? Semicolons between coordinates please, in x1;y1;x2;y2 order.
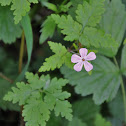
40;16;56;44
39;41;73;72
61;55;121;104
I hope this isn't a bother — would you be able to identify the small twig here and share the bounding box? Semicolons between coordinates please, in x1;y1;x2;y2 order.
0;72;13;83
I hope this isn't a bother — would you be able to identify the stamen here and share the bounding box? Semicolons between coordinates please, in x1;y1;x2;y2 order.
82;58;85;61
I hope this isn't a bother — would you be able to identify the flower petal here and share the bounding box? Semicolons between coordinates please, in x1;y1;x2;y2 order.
79;48;88;58
74;62;83;72
84;61;93;72
85;52;96;61
71;54;81;63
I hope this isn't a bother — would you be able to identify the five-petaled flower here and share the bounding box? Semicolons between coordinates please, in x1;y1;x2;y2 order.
71;48;96;72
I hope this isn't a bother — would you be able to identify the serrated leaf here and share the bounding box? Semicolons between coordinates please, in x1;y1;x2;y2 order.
52;2;118;48
68;117;87;126
61;55;121;104
51;14;82;41
40;16;56;44
72;98;100;125
0;0;11;6
76;0;105;27
23;96;50;126
39;41;73;72
121;45;126;76
79;27;118;48
0;6;22;43
4;82;32;105
99;0;126;57
4;72;72;125
54;100;72;121
94;114;112;126
0;0;38;24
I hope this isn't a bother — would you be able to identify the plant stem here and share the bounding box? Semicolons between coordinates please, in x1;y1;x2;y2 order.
113;57;126;123
19;31;25;73
0;72;13;83
19;31;25;126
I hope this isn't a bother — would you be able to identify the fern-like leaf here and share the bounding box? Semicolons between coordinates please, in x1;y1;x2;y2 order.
39;41;73;72
4;72;72;126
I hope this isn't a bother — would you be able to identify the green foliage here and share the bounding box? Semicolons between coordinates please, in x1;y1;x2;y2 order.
94;114;112;126
72;98;100;125
61;55;121;104
76;0;105;27
4;72;72;126
40;16;56;44
52;0;118;48
51;14;82;41
99;0;126;57
68;117;87;126
0;0;38;24
39;41;73;72
108;91;124;122
0;5;22;43
121;44;126;76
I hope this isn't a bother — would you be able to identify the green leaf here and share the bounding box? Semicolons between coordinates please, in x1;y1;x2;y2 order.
51;14;82;41
121;45;126;76
72;98;100;125
76;0;105;27
15;15;33;82
52;1;118;48
40;16;56;44
79;27;118;48
99;0;126;57
68;117;87;126
4;72;72;126
0;0;11;6
23;96;50;126
0;6;22;44
4;82;33;105
94;114;112;126
54;100;72;121
0;0;38;24
108;91;124;121
41;1;58;12
60;55;121;104
39;41;73;72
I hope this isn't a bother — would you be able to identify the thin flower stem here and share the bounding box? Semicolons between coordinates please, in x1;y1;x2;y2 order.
0;72;13;83
113;57;126;123
19;31;25;126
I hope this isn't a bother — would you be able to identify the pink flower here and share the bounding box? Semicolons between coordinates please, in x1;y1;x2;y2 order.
71;48;96;72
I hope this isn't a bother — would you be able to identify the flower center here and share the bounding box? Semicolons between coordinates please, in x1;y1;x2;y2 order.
82;58;85;61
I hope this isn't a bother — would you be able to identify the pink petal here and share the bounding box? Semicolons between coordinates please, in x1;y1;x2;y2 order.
79;48;88;58
85;52;96;61
74;62;83;72
84;61;93;72
71;54;81;63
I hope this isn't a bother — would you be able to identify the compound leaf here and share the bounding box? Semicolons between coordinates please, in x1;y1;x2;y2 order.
39;41;73;72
